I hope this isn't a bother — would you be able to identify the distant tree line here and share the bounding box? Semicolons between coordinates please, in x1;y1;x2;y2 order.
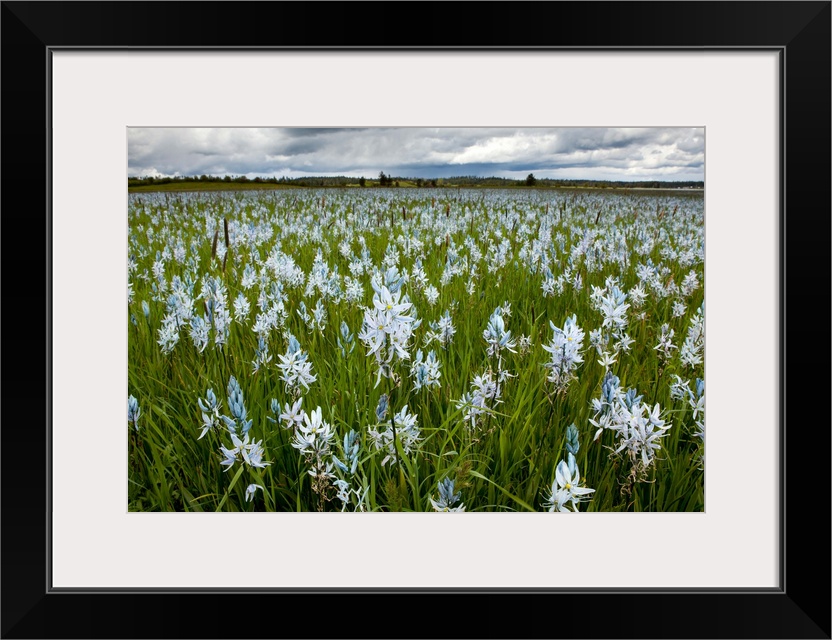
128;174;703;189
437;174;703;189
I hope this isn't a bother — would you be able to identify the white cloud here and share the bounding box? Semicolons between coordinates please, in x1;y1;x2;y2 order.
128;127;704;181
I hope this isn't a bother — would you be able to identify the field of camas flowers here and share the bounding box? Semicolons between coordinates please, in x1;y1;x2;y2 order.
127;188;704;512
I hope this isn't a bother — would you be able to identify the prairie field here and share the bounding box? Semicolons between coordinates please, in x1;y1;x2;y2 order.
127;187;704;512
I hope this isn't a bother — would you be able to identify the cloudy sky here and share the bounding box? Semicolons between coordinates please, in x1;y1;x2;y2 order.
128;127;704;182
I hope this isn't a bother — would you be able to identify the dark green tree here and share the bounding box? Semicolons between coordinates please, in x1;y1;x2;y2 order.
525;173;537;187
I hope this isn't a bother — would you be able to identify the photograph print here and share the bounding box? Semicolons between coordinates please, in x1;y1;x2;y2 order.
127;127;705;513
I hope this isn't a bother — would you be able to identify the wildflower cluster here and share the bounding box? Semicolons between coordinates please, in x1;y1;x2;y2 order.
589;276;635;367
424;309;456;348
654;323;677;363
368;396;421;467
358;276;417;387
277;333;317;396
590;371;671;469
223;375;253;435
219;432;270;471
670;375;705;467
680;303;704;367
332;428;368;511
291;406;337;501
337;320;355;357
410;349;441;391
542;314;585;394
197;376;270;474
457;370;502;433
483;306;517;360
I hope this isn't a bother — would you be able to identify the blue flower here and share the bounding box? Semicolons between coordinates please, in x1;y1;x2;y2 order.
128;395;141;431
375;394;389;422
333;429;360;475
226;375;247;422
430;477;465;512
565;424;580;456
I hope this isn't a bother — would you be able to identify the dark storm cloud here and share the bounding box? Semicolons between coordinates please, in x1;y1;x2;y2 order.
128;127;704;181
279;127;368;138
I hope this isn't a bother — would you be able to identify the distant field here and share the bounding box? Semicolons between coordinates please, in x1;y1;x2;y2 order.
129;181;703;195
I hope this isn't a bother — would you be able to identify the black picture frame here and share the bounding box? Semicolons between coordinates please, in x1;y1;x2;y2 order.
2;2;829;638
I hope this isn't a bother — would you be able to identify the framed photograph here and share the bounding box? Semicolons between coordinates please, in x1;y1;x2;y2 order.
3;2;829;638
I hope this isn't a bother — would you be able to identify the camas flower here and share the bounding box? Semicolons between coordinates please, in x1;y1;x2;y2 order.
337;320;355;357
410;349;441;391
219;432;270;471
654;323;677;362
599;284;630;334
291;406;335;456
367;405;421;467
244;483;264;502
456;370;502;432
543;458;595;512
430;477;465;512
332;429;360;476
542;314;585;392
372;284;412;323
483;306;516;357
277;334;317;395
128;395;141;431
680;303;704;368
197;388;222;439
358;284;417;386
279;397;305;430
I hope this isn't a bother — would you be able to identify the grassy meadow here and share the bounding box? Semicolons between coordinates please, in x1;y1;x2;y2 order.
127;188;704;512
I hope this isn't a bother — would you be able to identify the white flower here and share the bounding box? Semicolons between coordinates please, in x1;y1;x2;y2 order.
542;315;585;391
358;285;417;384
597;351;618;369
277;335;317;395
483;307;516;357
368;405;421;466
279;397;304;430
543;486;573;513
680;304;704;368
553;459;595;509
292;406;335;455
372;285;412;323
245;484;264;502
219;433;270;471
357;308;390;357
616;333;635;352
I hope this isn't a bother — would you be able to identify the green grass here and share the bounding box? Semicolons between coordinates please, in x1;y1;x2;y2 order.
128;188;704;512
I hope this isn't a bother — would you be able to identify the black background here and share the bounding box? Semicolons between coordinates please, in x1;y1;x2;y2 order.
2;2;829;638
